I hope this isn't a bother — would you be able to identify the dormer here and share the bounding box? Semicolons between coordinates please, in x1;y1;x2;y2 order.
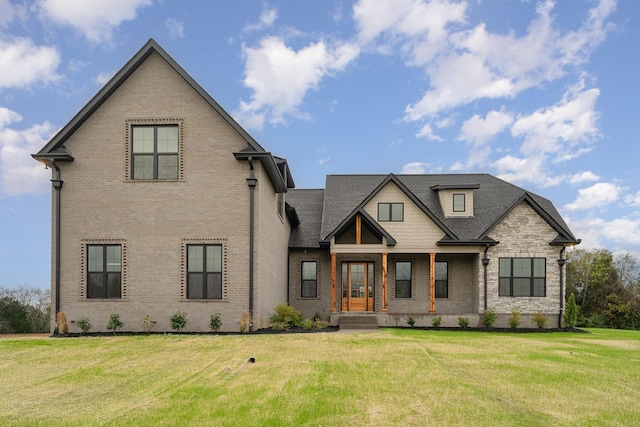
431;184;480;218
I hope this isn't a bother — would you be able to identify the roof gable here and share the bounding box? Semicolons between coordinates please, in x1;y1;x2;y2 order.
35;39;266;159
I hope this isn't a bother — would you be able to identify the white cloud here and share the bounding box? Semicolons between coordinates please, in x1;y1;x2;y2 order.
569;171;600;185
564;182;623;211
511;81;599;160
415;123;442;141
353;0;466;64
0;107;55;195
37;0;153;45
458;109;513;167
493;154;549;186
0;0;27;28
94;70;114;85
569;215;640;249
236;36;359;129
392;0;615;121
165;18;184;39
401;162;429;174
244;8;278;32
0;37;60;90
625;191;640;208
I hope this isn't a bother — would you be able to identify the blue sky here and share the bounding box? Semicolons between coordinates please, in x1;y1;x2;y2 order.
1;0;639;290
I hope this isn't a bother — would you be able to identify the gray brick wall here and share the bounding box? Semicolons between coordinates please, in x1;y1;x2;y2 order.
52;52;283;333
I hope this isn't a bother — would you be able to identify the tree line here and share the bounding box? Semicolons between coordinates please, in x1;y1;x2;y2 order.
0;286;50;333
567;249;640;329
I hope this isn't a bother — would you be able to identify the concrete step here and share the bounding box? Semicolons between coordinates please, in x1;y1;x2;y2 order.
339;316;378;330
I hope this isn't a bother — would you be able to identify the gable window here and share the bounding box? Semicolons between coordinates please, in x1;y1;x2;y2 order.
395;261;412;298
132;125;179;180
499;258;546;297
378;203;404;222
453;194;465;212
301;261;318;298
435;261;448;298
187;244;222;299
87;244;121;299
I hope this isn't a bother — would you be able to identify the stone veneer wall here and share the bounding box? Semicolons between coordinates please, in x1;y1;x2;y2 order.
483;202;563;321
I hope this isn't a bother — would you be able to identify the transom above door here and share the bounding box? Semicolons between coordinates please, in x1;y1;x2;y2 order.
341;262;374;312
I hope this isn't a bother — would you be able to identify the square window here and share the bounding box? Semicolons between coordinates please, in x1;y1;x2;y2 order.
378;203;404;222
132;125;179;180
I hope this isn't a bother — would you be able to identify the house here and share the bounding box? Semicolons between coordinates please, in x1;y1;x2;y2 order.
33;39;579;333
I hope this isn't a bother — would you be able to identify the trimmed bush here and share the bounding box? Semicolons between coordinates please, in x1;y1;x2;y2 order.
432;315;442;328
209;313;222;332
106;313;124;333
481;310;496;328
458;317;469;328
406;316;416;327
76;317;92;334
509;310;521;329
563;293;579;328
269;304;303;330
170;311;187;333
531;312;547;329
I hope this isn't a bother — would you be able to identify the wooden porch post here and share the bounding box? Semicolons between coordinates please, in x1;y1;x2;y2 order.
355;214;361;245
331;253;337;313
429;252;436;313
382;252;388;312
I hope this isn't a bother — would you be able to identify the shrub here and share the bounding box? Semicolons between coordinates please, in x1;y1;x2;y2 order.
563;293;579;328
300;318;314;330
458;317;469;328
432;315;442;328
313;319;329;330
239;311;252;333
141;315;154;333
209;313;222;332
406;315;416;327
509;310;521;329
106;313;124;333
269;304;303;330
531;312;547;329
481;310;496;328
169;311;187;333
76;317;92;334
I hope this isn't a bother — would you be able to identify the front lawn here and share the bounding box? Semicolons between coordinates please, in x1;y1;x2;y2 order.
0;328;638;426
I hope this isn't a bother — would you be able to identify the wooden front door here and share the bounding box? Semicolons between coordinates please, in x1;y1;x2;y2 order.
342;262;374;311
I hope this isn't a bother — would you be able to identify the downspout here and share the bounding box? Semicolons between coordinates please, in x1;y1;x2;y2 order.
50;161;63;330
482;245;490;311
558;246;566;328
246;157;257;332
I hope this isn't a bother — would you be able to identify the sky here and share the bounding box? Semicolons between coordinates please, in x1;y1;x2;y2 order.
1;0;639;290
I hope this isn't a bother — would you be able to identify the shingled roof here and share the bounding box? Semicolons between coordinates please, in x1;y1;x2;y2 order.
287;173;579;248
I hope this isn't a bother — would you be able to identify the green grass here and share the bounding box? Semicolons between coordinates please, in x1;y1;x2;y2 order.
1;328;639;426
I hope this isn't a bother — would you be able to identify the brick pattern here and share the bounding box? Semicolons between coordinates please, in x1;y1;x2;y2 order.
53;52;287;333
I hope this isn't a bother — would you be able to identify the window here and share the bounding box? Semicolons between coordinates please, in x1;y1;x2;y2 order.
132;125;179;179
378;203;404;222
301;261;317;298
435;261;448;298
453;194;465;212
187;245;222;299
395;261;411;298
87;245;121;299
499;258;546;297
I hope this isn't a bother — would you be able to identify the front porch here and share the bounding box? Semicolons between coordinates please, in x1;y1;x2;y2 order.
330;312;482;328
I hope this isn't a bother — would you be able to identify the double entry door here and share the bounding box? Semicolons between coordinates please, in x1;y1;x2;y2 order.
342;262;374;312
